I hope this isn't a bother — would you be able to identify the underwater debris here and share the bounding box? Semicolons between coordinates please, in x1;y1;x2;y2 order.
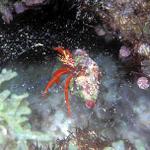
0;69;52;150
43;47;102;116
56;127;135;150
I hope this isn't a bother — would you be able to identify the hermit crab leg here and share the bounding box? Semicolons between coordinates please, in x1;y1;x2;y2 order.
64;73;74;117
43;68;71;95
52;67;71;83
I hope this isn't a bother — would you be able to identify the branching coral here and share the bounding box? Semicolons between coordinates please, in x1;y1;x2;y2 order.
0;69;52;150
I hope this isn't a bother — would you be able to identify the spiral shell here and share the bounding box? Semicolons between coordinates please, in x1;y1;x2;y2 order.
73;49;102;106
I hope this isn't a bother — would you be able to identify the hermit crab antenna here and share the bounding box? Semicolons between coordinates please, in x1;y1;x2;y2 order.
65;48;73;58
53;47;65;55
53;47;75;67
53;47;73;59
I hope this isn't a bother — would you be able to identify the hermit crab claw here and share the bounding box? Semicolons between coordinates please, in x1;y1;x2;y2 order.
43;67;71;95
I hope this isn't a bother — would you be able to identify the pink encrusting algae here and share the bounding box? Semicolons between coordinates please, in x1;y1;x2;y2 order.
137;76;149;89
119;46;131;59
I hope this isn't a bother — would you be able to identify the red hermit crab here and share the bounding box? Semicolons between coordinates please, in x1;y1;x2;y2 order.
43;47;101;116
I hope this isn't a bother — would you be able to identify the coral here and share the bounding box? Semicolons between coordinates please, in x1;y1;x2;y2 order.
0;68;17;84
0;69;52;150
77;0;150;87
78;0;150;65
81;0;150;43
